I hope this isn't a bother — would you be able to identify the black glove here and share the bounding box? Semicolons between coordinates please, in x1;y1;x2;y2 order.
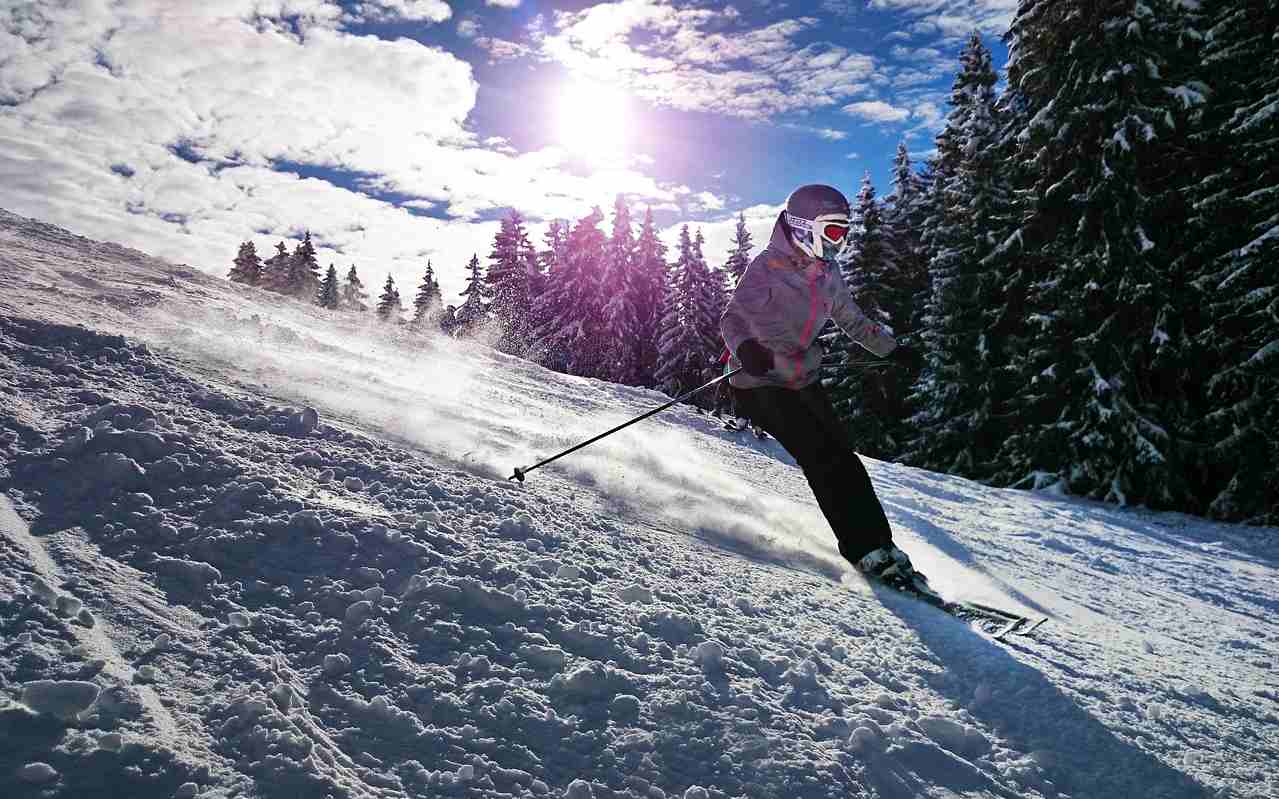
736;339;775;377
889;344;926;371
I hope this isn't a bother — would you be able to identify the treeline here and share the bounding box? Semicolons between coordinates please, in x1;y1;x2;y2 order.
227;233;453;329
226;1;1275;525
227;201;753;399
824;2;1276;525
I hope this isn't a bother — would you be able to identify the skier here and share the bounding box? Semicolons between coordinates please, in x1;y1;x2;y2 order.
721;184;925;586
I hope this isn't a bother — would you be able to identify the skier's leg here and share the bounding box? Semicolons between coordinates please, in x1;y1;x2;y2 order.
797;383;895;558
734;385;892;563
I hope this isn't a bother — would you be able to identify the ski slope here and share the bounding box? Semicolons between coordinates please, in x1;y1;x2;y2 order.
1;206;1276;799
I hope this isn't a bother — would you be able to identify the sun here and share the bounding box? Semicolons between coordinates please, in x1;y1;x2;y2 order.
555;79;632;166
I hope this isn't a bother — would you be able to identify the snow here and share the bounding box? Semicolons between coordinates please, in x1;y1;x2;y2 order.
1136;225;1156;252
1;207;1278;798
1165;84;1208;109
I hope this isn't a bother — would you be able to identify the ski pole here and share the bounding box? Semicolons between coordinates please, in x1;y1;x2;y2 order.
820;360;897;372
509;367;744;482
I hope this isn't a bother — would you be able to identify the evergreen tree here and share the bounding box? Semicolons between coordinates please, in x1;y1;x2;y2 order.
1183;1;1279;523
600;196;641;383
228;241;263;286
413;261;443;327
532;208;608;377
882;142;932;353
883;142;931;332
376;274;402;321
532;219;571;372
724;212;753;284
440;305;459;337
690;229;723;370
908;33;1017;477
995;0;1199;507
260;242;291;293
632;208;669;387
317;264;340;309
654;226;711;398
283;231;322;299
485;212;541;354
823;173;910;457
540;219;568;276
454;254;488;334
343;265;370;310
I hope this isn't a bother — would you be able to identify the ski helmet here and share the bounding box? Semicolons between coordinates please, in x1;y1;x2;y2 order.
783;184;851;264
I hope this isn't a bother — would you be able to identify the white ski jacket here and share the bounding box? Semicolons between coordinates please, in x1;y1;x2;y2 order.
721;213;898;390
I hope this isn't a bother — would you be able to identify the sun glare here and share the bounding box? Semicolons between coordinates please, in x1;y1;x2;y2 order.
555;79;631;166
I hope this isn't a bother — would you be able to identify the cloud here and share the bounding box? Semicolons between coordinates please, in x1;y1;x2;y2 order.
687;191;726;213
910;99;946;129
843;100;912;123
871;0;1015;39
349;0;453;23
0;0;694;302
538;1;879;119
486;0;522;7
457;19;481;38
846;152;861;159
476;36;537;62
780;123;851;141
660;203;782;271
889;44;944;61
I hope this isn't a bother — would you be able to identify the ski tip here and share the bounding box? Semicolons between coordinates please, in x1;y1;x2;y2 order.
992;615;1048;641
1020;617;1049;635
991;618;1023;641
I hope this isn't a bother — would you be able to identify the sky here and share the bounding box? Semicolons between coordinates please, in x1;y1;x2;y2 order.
0;0;1014;302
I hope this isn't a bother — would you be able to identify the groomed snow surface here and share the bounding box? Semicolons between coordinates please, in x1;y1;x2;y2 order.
1;207;1276;799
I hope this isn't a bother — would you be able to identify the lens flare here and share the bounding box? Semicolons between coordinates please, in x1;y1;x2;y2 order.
555;78;631;166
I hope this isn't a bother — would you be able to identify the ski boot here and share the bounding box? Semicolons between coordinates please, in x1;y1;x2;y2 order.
855;545;935;596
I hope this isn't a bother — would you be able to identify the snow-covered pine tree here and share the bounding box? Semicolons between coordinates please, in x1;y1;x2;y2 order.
317;264;340;309
822;173;907;458
724;212;753;284
707;235;731;343
228;241;263;286
284;231;322;299
531;208;607;377
376;274;402;321
531;220;570;371
343;265;370;311
995;0;1198;508
540;219;568;277
1183;0;1279;523
907;33;1016;478
654;226;709;399
440;305;459;337
453;254;487;336
259;242;291;293
600;196;641;384
883;142;931;335
846;173;892;327
632;208;669;387
690;230;724;383
485;212;540;355
413;261;443;328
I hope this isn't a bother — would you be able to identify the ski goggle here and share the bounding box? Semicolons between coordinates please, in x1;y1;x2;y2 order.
785;211;851;261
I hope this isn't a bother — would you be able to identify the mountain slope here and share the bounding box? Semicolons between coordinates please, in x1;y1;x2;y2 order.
1;208;1276;799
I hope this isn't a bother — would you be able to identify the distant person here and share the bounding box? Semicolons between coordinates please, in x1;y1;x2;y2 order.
720;184;925;587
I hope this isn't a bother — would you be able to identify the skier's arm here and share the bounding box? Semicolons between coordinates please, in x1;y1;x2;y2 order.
830;277;897;357
720;264;771;357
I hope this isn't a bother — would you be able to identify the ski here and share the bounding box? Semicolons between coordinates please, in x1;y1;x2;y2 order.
871;574;1047;639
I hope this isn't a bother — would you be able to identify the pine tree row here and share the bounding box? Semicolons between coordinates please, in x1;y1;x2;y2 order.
226;203;756;402
829;3;1276;524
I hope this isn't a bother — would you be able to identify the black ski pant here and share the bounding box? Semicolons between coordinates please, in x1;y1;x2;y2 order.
733;382;893;564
